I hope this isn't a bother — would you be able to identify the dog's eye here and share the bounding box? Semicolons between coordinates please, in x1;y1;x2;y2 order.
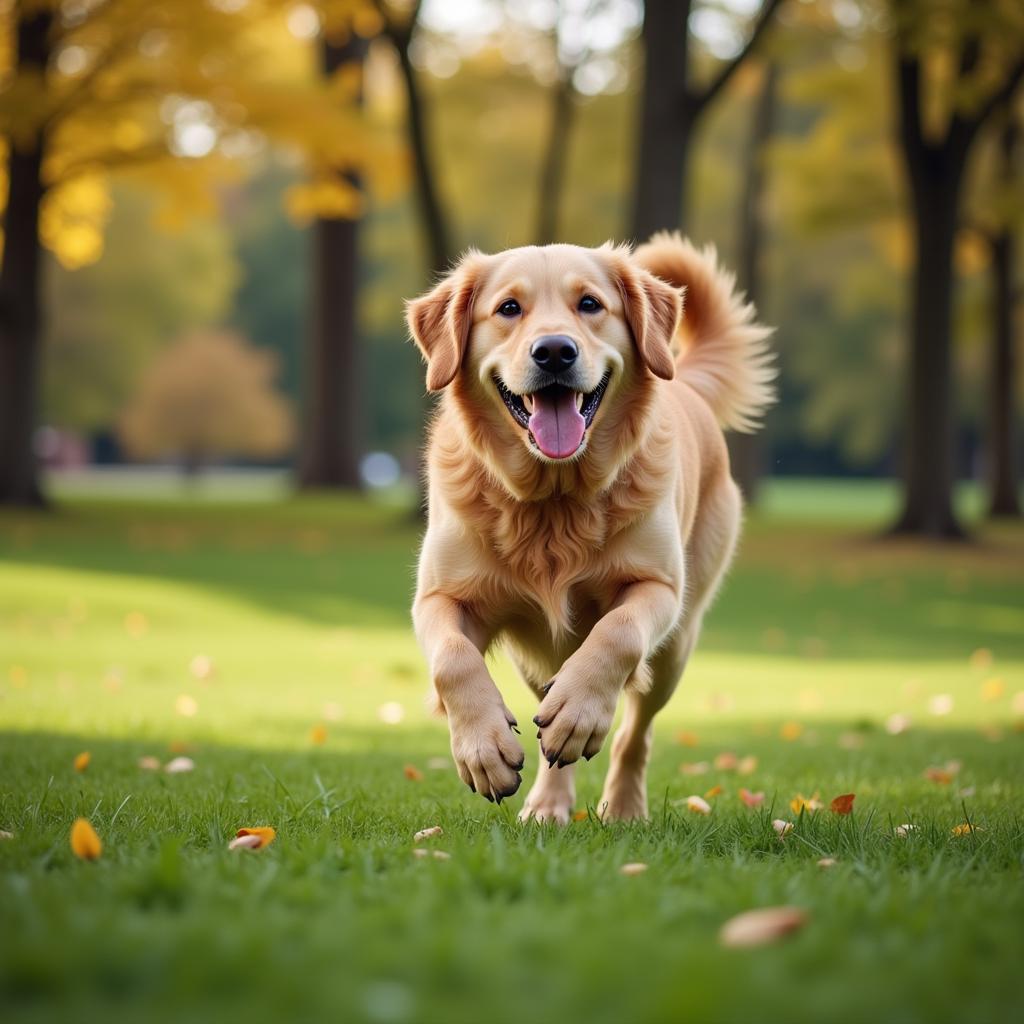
496;299;522;317
578;295;602;313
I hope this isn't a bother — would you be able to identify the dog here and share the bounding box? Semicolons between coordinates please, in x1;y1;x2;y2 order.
406;233;774;822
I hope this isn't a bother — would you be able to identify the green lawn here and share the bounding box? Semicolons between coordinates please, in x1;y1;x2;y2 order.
1;482;1022;1024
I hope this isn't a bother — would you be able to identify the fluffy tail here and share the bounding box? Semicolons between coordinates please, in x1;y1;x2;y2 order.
634;232;776;433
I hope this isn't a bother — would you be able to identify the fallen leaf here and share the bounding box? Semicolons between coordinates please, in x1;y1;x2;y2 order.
885;713;911;735
674;730;699;747
412;848;450;860
817;857;838;869
713;752;738;771
403;764;424;781
719;906;807;948
951;823;984;837
189;654;214;681
137;756;161;771
572;809;589;822
680;761;710;775
377;701;405;725
73;751;91;773
789;793;822;815
772;819;793;837
175;694;198;717
830;793;855;815
705;785;724;798
968;648;993;671
894;823;917;838
980;677;1005;702
0;829;14;840
620;862;648;876
164;756;195;774
924;765;955;784
736;755;758;775
231;826;275;851
780;722;803;742
310;724;327;745
71;818;102;860
739;788;765;808
414;826;443;842
168;740;191;753
686;795;712;815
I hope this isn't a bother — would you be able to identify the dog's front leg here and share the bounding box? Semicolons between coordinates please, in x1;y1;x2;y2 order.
414;592;525;802
534;580;680;767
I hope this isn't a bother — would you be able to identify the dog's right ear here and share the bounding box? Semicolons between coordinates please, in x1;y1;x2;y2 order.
406;252;485;391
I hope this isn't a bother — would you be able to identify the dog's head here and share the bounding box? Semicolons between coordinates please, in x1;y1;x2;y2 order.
407;243;681;470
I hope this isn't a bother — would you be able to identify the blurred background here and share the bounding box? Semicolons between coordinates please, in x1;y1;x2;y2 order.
0;0;1021;535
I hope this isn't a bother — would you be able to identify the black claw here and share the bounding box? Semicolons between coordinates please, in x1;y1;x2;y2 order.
484;793;495;803
514;758;525;771
468;781;476;793
541;680;554;695
532;715;542;726
584;752;594;761
557;759;568;769
536;730;542;740
495;793;503;805
546;753;557;767
510;724;521;735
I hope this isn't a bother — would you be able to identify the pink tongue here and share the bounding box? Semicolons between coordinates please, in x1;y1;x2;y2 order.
528;388;585;459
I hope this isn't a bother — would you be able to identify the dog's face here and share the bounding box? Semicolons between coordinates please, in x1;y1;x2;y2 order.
407;244;681;463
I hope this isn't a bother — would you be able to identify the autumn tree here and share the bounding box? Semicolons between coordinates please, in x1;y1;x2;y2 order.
890;0;1024;537
0;0;375;506
631;0;782;239
119;329;294;474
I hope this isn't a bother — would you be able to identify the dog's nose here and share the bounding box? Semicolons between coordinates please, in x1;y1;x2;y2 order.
531;335;578;374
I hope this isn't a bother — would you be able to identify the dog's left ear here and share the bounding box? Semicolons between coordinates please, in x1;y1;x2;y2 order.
605;246;681;381
406;252;485;391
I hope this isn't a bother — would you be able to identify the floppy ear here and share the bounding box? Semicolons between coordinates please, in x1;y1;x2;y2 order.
606;247;681;381
405;254;484;391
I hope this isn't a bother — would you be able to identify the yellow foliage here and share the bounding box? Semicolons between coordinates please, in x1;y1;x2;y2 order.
285;176;364;223
39;174;112;268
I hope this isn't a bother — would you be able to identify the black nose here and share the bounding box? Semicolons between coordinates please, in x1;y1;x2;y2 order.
531;335;578;374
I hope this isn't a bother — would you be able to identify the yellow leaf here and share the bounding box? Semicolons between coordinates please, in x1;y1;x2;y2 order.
951;823;984;837
686;795;711;815
71;818;102;860
73;751;91;773
780;721;803;742
232;826;275;850
705;785;724;798
790;793;822;814
310;724;328;745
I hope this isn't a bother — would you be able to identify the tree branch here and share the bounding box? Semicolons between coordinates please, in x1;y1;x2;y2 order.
958;56;1024;148
697;0;783;112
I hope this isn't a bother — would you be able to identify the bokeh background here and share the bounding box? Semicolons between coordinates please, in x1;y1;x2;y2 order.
2;3;1024;1023
0;0;1021;527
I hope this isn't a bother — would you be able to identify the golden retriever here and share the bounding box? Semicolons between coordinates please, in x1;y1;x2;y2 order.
406;233;774;822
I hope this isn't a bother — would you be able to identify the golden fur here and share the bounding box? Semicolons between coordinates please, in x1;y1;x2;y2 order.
406;234;774;822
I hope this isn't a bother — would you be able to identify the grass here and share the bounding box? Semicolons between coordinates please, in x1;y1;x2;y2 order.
1;480;1022;1024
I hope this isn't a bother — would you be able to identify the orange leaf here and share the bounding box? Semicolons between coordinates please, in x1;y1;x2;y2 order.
674;730;699;747
830;793;855;815
73;751;91;773
705;785;724;798
713;752;738;771
780;721;803;742
739;788;765;808
403;764;424;781
572;809;589;822
951;823;984;837
924;766;954;784
70;818;102;860
310;724;327;745
233;826;276;850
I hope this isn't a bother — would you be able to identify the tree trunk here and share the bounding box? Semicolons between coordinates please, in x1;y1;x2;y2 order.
535;72;575;245
395;38;453;274
630;0;692;240
298;34;367;490
987;229;1020;517
892;168;965;538
987;114;1020;518
729;62;778;505
0;8;51;507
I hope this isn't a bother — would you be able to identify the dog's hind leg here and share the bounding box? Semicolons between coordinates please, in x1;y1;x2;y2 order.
599;476;742;822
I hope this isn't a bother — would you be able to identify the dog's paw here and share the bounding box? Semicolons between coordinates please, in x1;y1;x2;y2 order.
449;704;524;803
598;781;649;822
533;679;617;768
518;762;575;825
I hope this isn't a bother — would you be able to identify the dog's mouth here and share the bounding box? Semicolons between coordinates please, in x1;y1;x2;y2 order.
494;371;611;460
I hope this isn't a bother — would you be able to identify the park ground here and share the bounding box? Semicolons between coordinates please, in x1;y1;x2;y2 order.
1;478;1022;1024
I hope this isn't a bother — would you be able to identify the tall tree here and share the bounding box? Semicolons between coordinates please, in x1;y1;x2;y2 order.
985;108;1021;517
299;27;368;489
729;61;779;503
890;0;1024;537
0;3;50;505
376;0;454;275
630;0;782;240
